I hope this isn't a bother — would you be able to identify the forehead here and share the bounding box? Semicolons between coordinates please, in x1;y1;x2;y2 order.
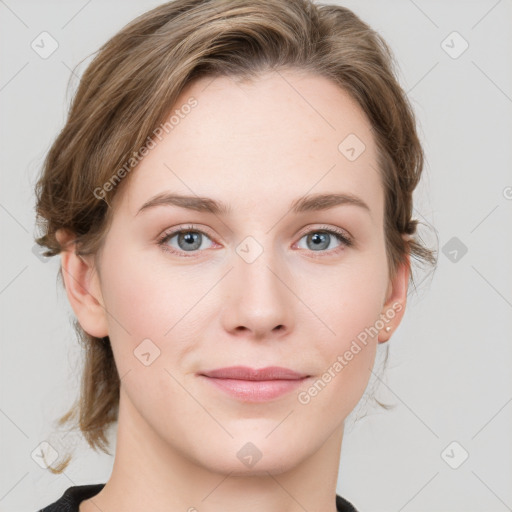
115;69;383;222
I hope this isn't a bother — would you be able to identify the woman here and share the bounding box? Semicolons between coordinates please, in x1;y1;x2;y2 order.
35;0;436;510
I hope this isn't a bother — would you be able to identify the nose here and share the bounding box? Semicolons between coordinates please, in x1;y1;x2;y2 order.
220;245;294;340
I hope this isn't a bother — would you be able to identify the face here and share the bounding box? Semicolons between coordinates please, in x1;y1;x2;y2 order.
72;69;408;475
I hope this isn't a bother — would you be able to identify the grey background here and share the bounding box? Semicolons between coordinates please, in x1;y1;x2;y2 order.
1;1;511;511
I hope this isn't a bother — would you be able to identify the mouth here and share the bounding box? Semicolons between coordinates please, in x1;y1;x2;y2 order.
197;366;311;402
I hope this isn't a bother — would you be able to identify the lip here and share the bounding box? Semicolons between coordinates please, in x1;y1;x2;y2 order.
198;366;310;402
200;366;308;380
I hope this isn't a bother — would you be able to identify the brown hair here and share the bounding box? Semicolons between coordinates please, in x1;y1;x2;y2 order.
34;0;437;473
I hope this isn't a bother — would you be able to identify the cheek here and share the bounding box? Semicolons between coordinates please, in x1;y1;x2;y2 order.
98;245;214;373
297;289;382;426
100;244;196;334
299;249;388;342
299;254;388;403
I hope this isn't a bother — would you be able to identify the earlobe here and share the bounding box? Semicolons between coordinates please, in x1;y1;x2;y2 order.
56;229;109;338
378;255;410;343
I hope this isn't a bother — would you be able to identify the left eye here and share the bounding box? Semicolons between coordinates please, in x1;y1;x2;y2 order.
296;229;351;252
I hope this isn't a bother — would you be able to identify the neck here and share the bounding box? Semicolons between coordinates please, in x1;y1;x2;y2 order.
82;387;344;512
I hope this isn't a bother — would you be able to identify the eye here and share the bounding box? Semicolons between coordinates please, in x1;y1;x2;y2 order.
157;224;217;257
295;226;353;257
157;224;353;258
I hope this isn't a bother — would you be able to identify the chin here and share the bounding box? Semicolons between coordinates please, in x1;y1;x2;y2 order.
187;436;310;477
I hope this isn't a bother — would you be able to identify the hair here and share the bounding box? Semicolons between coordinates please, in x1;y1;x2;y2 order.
34;0;437;473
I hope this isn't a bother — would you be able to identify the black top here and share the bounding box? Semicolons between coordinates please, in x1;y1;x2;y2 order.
38;483;358;511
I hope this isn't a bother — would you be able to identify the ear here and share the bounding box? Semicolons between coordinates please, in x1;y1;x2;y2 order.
378;252;410;344
56;229;109;338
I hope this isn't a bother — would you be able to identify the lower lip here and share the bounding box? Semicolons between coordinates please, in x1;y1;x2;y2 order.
200;376;309;402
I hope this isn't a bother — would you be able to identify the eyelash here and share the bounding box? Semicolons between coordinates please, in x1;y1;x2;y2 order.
156;224;353;258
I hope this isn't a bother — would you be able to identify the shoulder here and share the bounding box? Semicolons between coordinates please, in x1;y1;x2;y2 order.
336;493;359;512
37;483;105;512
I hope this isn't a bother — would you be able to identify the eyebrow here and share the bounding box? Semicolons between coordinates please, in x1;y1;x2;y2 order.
135;192;371;216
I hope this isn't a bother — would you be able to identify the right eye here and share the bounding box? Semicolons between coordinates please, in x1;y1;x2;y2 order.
157;224;218;257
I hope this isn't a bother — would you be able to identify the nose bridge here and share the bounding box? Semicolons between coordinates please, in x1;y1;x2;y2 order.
222;232;293;337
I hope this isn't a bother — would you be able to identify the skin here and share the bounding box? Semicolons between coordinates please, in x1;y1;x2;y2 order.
57;68;409;512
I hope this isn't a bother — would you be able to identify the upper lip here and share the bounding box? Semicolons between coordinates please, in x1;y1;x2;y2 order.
199;366;309;381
